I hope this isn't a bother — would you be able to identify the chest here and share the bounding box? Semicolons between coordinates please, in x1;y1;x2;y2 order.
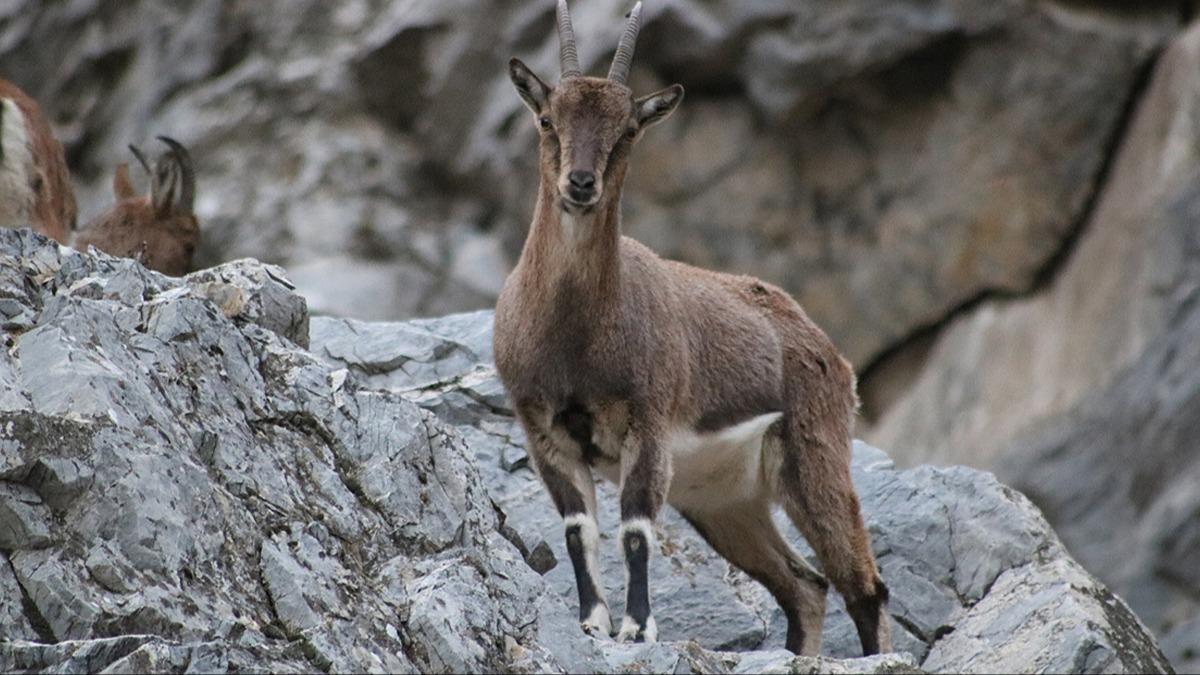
495;299;643;407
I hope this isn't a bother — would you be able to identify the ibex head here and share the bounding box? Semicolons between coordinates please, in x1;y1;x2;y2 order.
129;136;195;219
509;1;683;215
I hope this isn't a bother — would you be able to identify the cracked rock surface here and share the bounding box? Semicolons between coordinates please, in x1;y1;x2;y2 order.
0;230;919;674
0;229;1171;673
312;309;1175;674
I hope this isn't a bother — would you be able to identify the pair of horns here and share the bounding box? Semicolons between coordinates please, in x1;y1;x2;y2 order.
129;135;195;215
557;0;642;85
128;136;190;177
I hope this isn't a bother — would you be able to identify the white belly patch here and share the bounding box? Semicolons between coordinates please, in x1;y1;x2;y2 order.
665;412;782;513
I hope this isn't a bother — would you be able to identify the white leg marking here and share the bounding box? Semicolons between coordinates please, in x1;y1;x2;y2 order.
582;602;613;638
563;512;604;594
618;517;654;594
616;614;657;643
617;518;656;643
618;518;654;549
642;615;657;642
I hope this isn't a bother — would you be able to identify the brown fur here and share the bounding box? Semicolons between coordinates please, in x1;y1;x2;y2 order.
0;78;77;243
494;17;891;653
112;163;137;201
74;144;199;277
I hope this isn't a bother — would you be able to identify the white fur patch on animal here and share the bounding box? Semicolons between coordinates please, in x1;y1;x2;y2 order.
0;97;36;228
641;615;657;642
560;210;590;247
665;411;783;513
616;614;656;643
618;517;654;547
581;602;612;637
563;512;605;597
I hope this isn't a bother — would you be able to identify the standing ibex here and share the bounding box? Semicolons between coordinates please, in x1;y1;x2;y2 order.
493;1;891;655
0;78;77;243
74;137;199;276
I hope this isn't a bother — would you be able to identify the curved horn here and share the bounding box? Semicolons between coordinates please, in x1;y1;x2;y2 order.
157;136;195;215
557;0;582;78
608;2;642;84
128;144;151;175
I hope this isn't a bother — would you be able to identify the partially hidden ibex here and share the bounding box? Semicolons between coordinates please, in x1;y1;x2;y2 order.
493;1;892;655
0;78;77;243
74;136;199;276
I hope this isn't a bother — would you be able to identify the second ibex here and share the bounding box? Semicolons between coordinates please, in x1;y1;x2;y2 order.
493;0;892;655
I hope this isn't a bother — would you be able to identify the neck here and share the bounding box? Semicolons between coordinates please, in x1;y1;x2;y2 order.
520;176;623;300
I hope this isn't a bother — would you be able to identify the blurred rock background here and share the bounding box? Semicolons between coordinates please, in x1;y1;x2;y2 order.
2;0;1198;669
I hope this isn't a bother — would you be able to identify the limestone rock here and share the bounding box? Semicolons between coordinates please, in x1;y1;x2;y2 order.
0;230;945;673
997;277;1200;673
310;308;1174;673
865;24;1200;667
869;21;1200;470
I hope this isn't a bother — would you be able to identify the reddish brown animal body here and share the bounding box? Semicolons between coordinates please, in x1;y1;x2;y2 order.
74;137;199;276
492;1;892;655
0;78;77;243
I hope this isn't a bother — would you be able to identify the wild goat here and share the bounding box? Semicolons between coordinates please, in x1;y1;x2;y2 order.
493;1;891;655
0;78;77;243
74;137;199;276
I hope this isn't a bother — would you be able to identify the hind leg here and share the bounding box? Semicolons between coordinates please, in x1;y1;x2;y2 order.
776;431;891;655
682;501;829;655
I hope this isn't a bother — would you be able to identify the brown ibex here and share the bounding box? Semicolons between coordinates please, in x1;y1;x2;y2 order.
492;1;892;655
0;78;77;243
74;137;199;276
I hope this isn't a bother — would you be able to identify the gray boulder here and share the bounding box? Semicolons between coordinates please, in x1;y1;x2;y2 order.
0;229;920;674
310;309;1174;673
998;264;1200;674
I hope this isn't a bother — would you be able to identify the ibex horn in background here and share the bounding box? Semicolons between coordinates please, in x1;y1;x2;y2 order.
493;0;892;655
0;78;77;243
74;136;200;277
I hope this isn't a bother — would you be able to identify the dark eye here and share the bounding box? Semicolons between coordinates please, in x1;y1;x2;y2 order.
625;128;638;141
539;116;552;131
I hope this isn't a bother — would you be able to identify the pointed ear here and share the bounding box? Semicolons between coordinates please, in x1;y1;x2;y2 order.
636;84;684;130
113;163;137;200
509;58;552;115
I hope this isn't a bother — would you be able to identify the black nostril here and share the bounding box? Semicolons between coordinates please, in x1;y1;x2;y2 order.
568;171;596;190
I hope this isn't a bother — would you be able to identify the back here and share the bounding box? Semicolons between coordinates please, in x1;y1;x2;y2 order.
651;244;790;430
75;198;199;277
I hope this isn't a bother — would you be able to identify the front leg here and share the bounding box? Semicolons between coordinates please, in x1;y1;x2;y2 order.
616;431;670;643
521;417;612;638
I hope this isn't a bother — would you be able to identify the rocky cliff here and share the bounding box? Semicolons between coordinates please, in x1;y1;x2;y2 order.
866;21;1200;670
0;0;1180;366
3;1;1200;670
0;231;1174;673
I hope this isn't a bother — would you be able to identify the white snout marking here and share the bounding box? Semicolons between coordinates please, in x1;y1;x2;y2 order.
665;411;783;513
